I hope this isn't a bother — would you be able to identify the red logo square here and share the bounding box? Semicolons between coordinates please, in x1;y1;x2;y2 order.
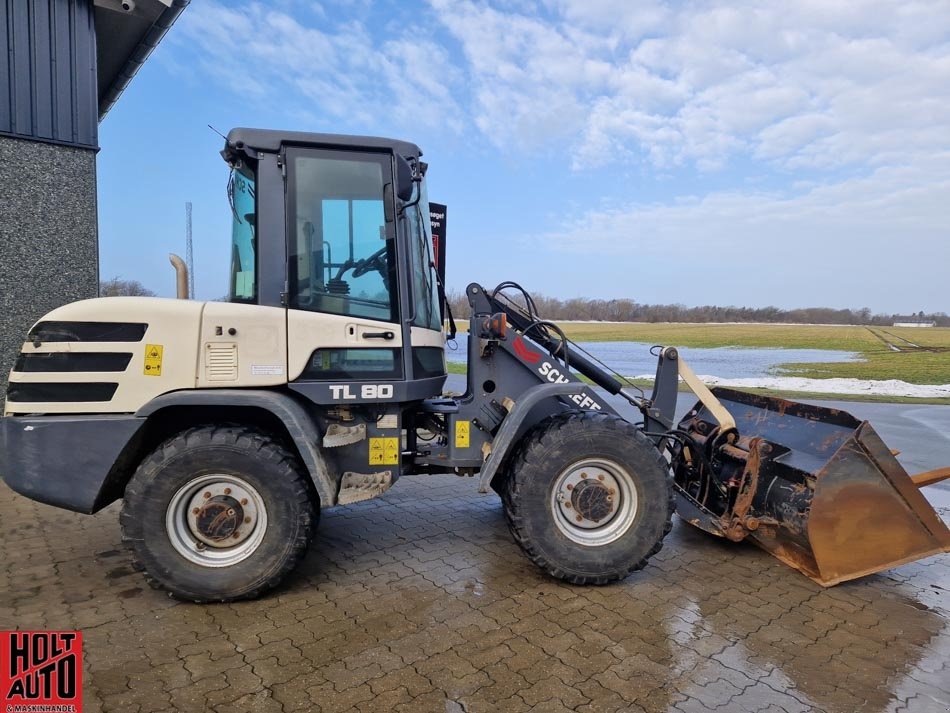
1;631;82;712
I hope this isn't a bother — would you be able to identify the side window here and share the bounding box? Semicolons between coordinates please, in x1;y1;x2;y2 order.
229;167;257;302
289;153;396;322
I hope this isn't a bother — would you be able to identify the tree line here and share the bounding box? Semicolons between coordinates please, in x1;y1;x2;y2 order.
445;290;950;327
98;278;947;327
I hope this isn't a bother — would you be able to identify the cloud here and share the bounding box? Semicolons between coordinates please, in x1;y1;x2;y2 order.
175;1;950;177
532;151;950;310
173;1;465;134
428;0;950;172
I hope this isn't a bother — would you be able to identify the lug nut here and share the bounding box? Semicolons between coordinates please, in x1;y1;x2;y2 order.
240;498;248;506
203;492;211;499
232;532;240;539
192;508;199;515
580;473;587;479
566;484;574;491
597;474;605;481
609;488;615;495
244;517;251;524
224;488;232;495
195;542;206;550
564;502;572;509
575;515;583;522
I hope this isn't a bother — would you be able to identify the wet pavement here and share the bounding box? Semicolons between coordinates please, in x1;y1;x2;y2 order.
1;465;948;712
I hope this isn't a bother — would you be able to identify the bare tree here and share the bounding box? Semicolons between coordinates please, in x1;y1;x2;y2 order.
100;277;156;297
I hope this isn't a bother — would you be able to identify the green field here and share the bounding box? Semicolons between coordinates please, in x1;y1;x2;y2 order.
555;322;950;385
449;322;950;403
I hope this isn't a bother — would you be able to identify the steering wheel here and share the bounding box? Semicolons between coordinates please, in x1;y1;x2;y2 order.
352;246;388;278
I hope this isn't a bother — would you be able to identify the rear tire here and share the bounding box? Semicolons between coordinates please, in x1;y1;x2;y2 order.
503;411;673;585
120;424;316;602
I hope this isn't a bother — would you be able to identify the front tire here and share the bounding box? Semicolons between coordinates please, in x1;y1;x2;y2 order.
120;425;316;602
503;412;673;585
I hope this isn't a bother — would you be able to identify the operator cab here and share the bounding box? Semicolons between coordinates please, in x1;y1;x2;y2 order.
222;128;447;404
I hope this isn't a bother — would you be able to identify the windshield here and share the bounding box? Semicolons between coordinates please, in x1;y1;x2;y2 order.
228;165;257;303
406;177;442;331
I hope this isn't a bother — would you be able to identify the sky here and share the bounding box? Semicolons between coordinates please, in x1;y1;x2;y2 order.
97;0;950;313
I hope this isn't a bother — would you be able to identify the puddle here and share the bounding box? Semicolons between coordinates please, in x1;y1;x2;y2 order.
445;334;859;379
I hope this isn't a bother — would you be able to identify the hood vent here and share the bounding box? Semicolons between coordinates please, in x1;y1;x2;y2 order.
205;342;238;381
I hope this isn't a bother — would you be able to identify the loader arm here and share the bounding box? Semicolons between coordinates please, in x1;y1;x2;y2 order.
426;281;949;588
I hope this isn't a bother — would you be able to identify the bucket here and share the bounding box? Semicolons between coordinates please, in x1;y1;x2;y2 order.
672;388;950;585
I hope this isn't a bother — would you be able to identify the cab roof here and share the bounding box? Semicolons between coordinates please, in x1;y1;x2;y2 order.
225;128;422;161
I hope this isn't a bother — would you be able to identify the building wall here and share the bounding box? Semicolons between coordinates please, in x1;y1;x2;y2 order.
0;0;98;149
0;135;98;401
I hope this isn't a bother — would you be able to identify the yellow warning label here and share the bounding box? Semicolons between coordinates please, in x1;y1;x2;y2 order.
143;344;163;376
455;420;471;449
369;437;399;465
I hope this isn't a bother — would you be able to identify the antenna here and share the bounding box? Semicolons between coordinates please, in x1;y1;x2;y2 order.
185;202;195;299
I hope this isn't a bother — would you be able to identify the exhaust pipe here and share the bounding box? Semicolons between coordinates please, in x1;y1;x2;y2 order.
168;253;189;299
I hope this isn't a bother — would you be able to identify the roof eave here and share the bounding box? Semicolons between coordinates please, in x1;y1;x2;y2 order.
97;0;190;121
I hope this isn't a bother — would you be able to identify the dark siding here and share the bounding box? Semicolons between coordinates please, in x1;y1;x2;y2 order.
0;0;98;148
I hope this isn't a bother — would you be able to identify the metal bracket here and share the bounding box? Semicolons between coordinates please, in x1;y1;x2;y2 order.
323;423;367;448
674;351;737;433
337;470;393;505
648;347;737;434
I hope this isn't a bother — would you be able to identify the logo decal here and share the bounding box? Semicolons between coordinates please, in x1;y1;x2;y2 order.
1;631;82;711
513;336;541;364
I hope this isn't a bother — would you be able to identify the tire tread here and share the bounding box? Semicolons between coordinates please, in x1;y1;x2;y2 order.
502;411;674;585
119;424;315;602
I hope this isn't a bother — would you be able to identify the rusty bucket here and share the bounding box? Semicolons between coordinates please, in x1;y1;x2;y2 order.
672;388;950;586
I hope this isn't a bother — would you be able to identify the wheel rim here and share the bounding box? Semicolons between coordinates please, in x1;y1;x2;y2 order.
550;458;639;546
165;474;268;567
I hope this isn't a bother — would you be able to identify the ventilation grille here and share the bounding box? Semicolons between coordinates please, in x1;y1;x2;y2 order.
205;343;238;381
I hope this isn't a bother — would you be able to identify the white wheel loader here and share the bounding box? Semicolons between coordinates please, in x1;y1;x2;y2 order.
2;128;947;601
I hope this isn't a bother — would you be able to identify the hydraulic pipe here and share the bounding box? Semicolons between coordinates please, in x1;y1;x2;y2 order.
487;293;625;395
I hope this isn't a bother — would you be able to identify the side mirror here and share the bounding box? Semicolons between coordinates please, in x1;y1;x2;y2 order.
395;154;415;202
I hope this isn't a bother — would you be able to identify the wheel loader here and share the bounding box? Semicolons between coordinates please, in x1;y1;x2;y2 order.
1;128;947;601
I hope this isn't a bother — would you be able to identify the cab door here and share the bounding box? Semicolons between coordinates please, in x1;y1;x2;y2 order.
283;147;407;404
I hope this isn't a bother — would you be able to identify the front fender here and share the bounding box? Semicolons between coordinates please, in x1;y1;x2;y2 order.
138;389;339;506
476;382;591;493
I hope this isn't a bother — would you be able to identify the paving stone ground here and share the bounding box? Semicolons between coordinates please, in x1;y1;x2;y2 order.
1;475;948;713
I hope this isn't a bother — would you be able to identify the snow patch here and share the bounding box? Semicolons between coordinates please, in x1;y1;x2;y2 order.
630;375;950;398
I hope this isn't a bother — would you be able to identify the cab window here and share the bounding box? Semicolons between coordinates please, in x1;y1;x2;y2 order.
228;165;257;303
288;151;396;322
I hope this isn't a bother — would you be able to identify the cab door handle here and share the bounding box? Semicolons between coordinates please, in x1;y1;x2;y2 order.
363;331;395;340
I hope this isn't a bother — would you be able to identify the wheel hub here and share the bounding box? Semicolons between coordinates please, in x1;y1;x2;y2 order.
571;479;613;522
193;495;244;542
551;458;638;545
555;464;621;530
167;475;267;566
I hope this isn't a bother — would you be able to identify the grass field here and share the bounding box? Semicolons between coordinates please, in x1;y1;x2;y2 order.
449;322;950;401
549;322;950;386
